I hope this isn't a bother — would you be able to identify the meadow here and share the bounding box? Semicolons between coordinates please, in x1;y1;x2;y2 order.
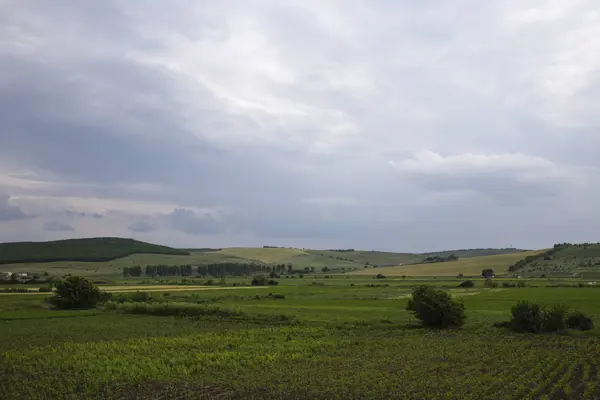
352;251;543;277
1;276;599;399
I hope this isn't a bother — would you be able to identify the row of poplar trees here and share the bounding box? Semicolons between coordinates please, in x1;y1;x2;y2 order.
122;263;298;277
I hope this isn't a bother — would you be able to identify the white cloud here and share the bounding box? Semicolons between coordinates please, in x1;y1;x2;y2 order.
391;151;561;177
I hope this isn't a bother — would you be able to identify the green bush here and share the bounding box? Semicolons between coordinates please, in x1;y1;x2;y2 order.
130;291;153;302
541;304;568;332
406;286;466;328
509;301;569;333
484;279;499;288
48;276;108;309
251;275;267;286
375;274;386;279
509;301;544;333
38;286;53;293
566;311;594;331
459;280;474;288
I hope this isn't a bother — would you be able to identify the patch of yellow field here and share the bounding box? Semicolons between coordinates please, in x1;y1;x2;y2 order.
351;250;544;277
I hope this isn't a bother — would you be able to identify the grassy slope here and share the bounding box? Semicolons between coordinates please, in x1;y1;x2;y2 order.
215;247;307;263
306;248;524;267
511;243;600;277
0;237;188;264
351;250;542;277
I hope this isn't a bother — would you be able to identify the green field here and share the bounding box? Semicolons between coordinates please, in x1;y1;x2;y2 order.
352;251;544;277
1;275;599;399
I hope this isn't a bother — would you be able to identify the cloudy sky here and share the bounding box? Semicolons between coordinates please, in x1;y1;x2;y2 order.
1;0;599;251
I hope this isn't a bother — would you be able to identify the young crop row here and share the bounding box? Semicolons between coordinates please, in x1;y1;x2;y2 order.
2;323;598;400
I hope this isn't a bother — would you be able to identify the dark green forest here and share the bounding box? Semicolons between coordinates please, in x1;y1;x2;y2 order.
0;237;189;264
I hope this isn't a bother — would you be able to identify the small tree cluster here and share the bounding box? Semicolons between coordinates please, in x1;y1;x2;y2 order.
48;276;108;309
508;301;594;333
459;280;475;288
251;275;268;286
566;311;594;331
406;286;466;328
481;269;495;278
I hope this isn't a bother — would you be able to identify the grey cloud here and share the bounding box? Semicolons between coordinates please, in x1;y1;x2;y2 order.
169;208;224;236
128;220;155;233
42;221;74;232
0;194;30;221
1;1;600;251
64;210;104;219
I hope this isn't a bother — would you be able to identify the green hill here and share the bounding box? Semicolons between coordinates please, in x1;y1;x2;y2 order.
508;243;600;278
0;237;189;264
306;248;524;267
352;251;541;277
0;238;529;279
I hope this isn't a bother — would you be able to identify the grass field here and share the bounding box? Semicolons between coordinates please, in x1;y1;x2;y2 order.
352;250;544;277
1;276;599;399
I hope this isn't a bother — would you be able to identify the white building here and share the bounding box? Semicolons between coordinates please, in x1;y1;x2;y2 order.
0;272;12;280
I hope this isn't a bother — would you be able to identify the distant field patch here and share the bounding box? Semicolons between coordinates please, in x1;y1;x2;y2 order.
215;247;307;263
351;250;543;277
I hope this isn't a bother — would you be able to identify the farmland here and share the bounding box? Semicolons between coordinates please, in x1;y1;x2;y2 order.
0;237;526;280
352;250;544;277
1;240;599;399
1;275;600;399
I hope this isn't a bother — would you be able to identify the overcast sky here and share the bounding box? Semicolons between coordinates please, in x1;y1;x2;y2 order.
1;1;599;251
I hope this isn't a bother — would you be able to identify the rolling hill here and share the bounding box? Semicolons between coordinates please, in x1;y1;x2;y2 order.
0;237;189;264
306;248;524;267
351;251;542;277
508;242;600;278
0;237;531;278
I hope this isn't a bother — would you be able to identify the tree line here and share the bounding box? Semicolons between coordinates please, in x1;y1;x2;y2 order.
122;262;319;278
422;254;459;263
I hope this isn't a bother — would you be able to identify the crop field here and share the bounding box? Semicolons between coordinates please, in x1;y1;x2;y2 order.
352;250;544;277
1;276;599;399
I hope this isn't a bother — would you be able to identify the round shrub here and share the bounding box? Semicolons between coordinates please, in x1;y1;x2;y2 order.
406;286;466;328
566;311;594;331
509;301;570;333
48;276;107;309
459;280;475;288
541;304;568;332
251;275;267;286
509;301;544;333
